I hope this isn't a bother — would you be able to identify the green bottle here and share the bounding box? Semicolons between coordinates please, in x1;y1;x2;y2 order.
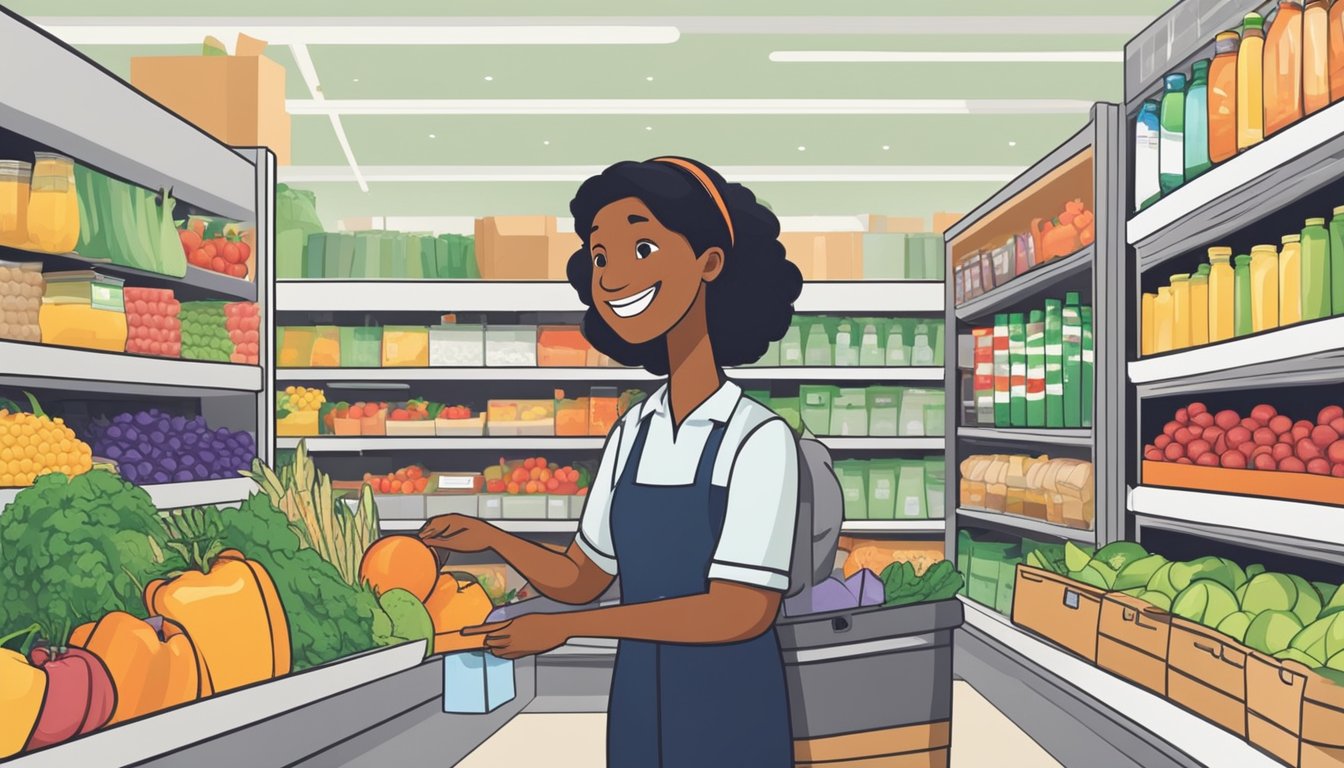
1234;254;1254;336
1302;217;1332;320
1330;206;1344;315
1159;73;1187;196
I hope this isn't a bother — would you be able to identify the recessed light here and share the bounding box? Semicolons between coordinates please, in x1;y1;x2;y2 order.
429;133;436;139
645;75;654;81
1008;140;1017;146
882;145;890;150
544;140;551;145
645;125;653;131
484;75;494;81
352;77;360;83
797;145;806;152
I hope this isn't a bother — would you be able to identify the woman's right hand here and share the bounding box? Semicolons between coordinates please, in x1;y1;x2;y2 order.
417;514;500;553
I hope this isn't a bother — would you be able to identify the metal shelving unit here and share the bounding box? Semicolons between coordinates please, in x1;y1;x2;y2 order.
281;435;944;453
0;9;275;513
943;102;1126;555
275;366;947;383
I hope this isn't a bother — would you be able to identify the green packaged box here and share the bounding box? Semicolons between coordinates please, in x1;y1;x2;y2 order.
925;457;945;519
884;318;911;366
354;232;381;278
803;318;833;367
910;323;936;366
404;235;425;279
836;460;868;520
780;322;804;366
861;233;908;280
1062;292;1083;428
997;560;1019;615
831;387;869;437
907;234;929;280
771;396;801;433
1008;312;1027;427
339;327;383;368
957;531;974;593
858;320;886;367
834;320;859;366
866;386;903;436
993;313;1010;427
922;234;943;280
303;233;327;278
866;460;899;520
969;554;1001;607
799;385;837;436
930;319;946;366
1026;309;1046;427
895;461;927;519
1081;306;1094;429
923;394;945;437
1044;299;1064;427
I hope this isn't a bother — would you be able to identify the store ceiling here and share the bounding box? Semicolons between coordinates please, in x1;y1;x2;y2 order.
13;0;1168;227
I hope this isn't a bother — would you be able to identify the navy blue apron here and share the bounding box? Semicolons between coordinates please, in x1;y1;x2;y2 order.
605;414;793;768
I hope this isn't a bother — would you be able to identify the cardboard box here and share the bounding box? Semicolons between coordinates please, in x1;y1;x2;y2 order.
1143;460;1344;508
1302;667;1344;768
1097;594;1171;696
548;231;582;280
474;216;555;280
131;40;291;164
1247;652;1306;767
861;215;926;233
1011;565;1104;662
794;720;949;767
1166;618;1249;737
932;212;966;234
780;232;862;280
442;651;515;714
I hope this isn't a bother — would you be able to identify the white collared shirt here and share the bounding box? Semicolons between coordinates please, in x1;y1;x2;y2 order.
575;379;799;592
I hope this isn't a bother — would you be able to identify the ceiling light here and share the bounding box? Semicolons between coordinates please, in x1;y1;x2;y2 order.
352;78;359;82
769;50;1124;64
882;145;890;150
484;75;494;81
543;140;551;145
429;134;437;139
286;98;1092;116
646;75;655;81
1009;141;1017;146
38;23;682;46
798;146;806;152
645;126;653;131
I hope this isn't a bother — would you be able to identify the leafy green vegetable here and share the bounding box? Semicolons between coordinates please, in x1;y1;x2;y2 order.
0;471;180;641
1172;581;1239;629
878;559;963;607
1064;541;1094;572
378;589;433;653
1217;611;1255;643
213;494;393;671
1244;610;1303;655
1094;542;1148;573
1114;554;1167;591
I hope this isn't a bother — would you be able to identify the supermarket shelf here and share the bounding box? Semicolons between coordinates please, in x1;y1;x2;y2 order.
276;366;947;383
955;507;1095;544
283;436;942;453
1129;98;1344;268
0;341;263;394
952;245;1094;322
380;519;577;534
1;249;259;302
274;280;944;314
1129;316;1344;391
0;477;257;513
958;598;1277;768
0;9;255;223
957;426;1093;448
1129;485;1344;566
841;520;945;534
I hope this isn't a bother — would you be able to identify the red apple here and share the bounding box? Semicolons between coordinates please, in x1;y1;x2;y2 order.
1192;411;1215;428
1269;415;1293;435
1196;453;1220;467
1331;417;1344;436
1328;440;1344;465
1145;447;1164;461
1312;425;1340;449
1333;464;1344;478
1280;457;1307;473
1188;402;1209;417
1227;426;1253;447
1221;450;1248;469
1155;434;1172;449
1164;420;1182;438
1187;439;1212;460
1319;405;1344;425
1241;418;1262;432
1308;458;1332;475
1215;410;1242;430
1298;439;1324;462
1273;443;1295;462
1254;453;1277;470
1251;404;1278;425
1164;443;1186;461
1175;407;1190;424
1174;427;1195;445
1253;428;1277;446
1176;457;1193;465
1294;420;1315;441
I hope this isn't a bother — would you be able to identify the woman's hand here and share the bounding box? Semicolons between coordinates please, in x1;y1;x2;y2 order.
464;614;571;660
417;514;499;553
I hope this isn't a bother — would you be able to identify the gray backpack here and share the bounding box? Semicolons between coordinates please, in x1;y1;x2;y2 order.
781;434;845;617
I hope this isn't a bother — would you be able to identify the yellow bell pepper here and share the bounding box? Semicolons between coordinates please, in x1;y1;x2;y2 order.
69;613;202;724
0;624;47;758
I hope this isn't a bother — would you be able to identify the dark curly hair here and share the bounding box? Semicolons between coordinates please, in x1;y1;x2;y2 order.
566;158;804;376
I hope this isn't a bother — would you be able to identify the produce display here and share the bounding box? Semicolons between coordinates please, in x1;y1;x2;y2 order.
840;538;945;580
835;456;943;521
38;269;127;353
276;385;326;437
484;456;589;497
180;301;257;363
959;453;1095;531
1142;401;1344;475
225;301;261;364
297;230;479;280
0;393;94;487
73;163;185;278
957;531;1066;614
773;385;942;438
180;217;252;280
963;293;1093;429
86;409;256;485
365;464;431;495
123;287;181;358
0;259;43;343
955;198;1094;307
769;316;944;368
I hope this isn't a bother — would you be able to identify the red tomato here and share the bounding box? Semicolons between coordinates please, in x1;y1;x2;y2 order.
211;256;227;272
222;242;241;264
229;263;247;278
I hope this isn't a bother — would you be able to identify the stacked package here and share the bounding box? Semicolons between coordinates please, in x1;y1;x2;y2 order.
302;231;477;279
225;301;260;364
124;287;181;358
959;453;1094;530
0;259;43;342
180;301;233;362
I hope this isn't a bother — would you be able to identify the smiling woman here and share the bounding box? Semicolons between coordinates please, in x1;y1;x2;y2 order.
566;157;804;376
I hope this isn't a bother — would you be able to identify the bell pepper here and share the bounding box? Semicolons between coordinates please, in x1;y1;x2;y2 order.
425;573;495;655
26;643;116;750
69;612;203;724
0;625;46;759
145;548;291;694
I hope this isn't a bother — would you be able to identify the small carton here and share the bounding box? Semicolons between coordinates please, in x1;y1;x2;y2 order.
442;651;515;714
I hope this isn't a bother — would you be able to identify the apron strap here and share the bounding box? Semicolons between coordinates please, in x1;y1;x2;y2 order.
615;414;655;490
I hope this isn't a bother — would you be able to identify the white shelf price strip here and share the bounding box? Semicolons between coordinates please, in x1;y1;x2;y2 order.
1128;486;1344;547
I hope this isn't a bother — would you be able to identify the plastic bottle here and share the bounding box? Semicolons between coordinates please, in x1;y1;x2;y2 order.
1170;273;1193;349
1330;207;1344;315
1160;74;1188;195
1208;247;1237;342
859;323;883;366
1265;1;1305;137
1155;286;1174;353
1331;0;1344;102
1305;0;1330;114
1142;292;1157;356
834;321;857;366
1135;100;1163;211
1234;254;1254;336
1184;60;1213;180
911;333;935;366
885;323;909;366
1190;264;1211;347
804;321;832;366
1302;217;1332;320
1210;31;1241;164
1239;13;1267;151
1250;244;1281;332
1280;234;1303;325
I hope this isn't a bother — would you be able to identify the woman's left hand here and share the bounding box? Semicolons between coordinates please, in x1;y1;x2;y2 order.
463;614;571;660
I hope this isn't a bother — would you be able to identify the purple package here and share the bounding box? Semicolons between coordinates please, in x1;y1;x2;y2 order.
844;569;885;607
804;578;862;614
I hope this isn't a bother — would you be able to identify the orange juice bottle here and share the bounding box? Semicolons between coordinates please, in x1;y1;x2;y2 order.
1209;31;1241;163
1239;13;1267;151
1331;0;1344;102
1190;265;1211;347
1304;0;1330;114
1265;0;1305;137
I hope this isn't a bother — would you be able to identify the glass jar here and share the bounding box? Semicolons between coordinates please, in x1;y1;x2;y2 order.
1169;274;1192;349
1301;217;1332;320
1279;234;1302;326
1249;245;1280;332
26;153;79;254
0;160;32;249
1189;265;1210;347
1208;247;1236;342
1234;254;1254;337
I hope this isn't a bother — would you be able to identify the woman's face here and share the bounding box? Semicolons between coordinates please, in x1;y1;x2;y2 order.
588;196;723;345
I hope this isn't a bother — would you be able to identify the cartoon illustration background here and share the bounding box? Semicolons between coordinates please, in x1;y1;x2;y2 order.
0;2;1339;766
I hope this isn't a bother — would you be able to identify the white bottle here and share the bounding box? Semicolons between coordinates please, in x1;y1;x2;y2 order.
911;335;935;366
859;324;883;366
885;324;909;366
1135;99;1162;211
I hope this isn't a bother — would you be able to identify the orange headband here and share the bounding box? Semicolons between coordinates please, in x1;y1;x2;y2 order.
653;157;735;247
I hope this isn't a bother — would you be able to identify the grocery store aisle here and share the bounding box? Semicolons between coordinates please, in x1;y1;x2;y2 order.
455;681;1060;767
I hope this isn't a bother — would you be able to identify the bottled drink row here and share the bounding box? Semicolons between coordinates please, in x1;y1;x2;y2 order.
1141;213;1344;355
1134;2;1344;211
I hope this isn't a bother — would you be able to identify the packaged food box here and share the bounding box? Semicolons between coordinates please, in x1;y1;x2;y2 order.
830;388;868;437
799;385;838;436
780;324;804;366
924;457;946;519
802;318;833;367
430;324;484;367
487;399;555;436
382;326;430;367
442;651;515;714
538;325;590;367
833;320;859;367
475;216;553;280
435;413;486;437
278;326;315;367
340;327;382;368
311;325;341;367
1011;566;1103;662
0;260;45;343
836;461;868;520
589;387;619;436
555;397;590;436
866;460;898;520
895;461;927;519
502;495;547;520
39;301;127;353
276;411;319;437
866;386;902;437
485;324;538;367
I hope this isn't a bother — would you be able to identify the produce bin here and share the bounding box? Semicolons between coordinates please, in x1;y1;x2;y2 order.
385;419;436;437
382;326;430;367
485;324;538;367
1096;593;1171;696
1167;618;1249;738
501;495;547;520
537;325;590;367
374;494;427;520
276;411;319;437
487;399;555;436
569;495;586;519
1246;651;1306;767
339;327;382;368
478;495;503;519
426;494;479;518
546;496;569;520
430;324;484;367
360;405;388;436
1143;460;1344;509
1011;565;1104;662
436;414;486;437
778;599;961;767
1302;667;1344;767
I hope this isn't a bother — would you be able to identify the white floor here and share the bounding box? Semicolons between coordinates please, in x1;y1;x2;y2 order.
457;681;1061;767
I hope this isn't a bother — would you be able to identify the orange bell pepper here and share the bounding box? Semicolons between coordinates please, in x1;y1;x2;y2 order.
145;549;291;694
69;612;203;724
0;625;46;759
426;573;495;655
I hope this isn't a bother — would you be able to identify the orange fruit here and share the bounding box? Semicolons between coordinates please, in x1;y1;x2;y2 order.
358;536;438;601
